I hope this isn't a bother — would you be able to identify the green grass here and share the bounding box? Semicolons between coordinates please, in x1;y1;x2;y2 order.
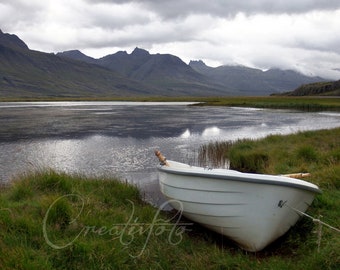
199;128;340;184
1;129;340;269
195;96;340;111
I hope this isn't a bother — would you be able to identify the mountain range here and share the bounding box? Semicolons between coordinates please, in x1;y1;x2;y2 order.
0;29;327;98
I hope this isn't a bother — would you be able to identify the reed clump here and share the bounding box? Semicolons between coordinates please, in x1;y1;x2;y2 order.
198;141;233;168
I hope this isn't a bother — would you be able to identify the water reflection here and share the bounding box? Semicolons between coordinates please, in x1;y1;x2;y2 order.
202;127;221;137
180;129;191;138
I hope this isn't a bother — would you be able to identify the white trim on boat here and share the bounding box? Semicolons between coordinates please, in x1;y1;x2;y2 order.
158;161;321;194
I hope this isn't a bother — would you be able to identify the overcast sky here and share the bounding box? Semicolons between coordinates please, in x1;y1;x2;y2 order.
1;0;340;79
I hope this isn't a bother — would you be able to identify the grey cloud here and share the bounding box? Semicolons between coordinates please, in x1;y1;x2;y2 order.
0;1;46;28
1;0;339;79
0;1;49;54
85;0;340;19
88;8;152;30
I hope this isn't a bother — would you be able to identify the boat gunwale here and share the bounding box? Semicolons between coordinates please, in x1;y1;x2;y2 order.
160;180;244;193
157;162;322;194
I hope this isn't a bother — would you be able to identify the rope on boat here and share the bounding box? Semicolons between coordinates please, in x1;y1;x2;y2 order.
287;205;340;233
286;204;339;252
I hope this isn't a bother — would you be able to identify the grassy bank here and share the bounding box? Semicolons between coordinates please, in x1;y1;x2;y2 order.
193;96;340;111
1;96;340;111
1;129;339;269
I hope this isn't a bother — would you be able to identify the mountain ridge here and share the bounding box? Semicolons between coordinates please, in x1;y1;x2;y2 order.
59;47;326;95
0;32;158;98
0;29;331;98
189;60;326;95
0;29;29;50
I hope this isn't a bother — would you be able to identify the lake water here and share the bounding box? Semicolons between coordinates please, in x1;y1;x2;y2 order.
1;101;340;205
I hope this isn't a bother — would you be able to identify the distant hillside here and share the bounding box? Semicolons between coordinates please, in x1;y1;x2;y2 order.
59;48;327;96
280;80;340;96
1;29;330;98
0;36;156;98
59;48;230;95
189;60;325;95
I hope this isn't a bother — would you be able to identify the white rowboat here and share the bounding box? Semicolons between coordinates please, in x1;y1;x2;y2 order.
155;151;321;252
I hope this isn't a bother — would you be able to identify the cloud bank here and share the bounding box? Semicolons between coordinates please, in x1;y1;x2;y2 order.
1;0;340;79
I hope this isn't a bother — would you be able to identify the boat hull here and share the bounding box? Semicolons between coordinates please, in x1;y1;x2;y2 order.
157;161;320;252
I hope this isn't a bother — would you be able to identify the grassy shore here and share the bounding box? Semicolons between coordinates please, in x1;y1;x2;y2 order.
1;96;340;111
1;129;339;269
193;96;340;111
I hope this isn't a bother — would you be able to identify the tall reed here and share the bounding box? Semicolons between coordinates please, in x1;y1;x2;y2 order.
198;141;233;168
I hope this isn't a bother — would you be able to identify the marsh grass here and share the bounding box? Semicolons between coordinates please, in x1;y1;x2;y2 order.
195;96;340;111
199;128;340;176
1;129;340;269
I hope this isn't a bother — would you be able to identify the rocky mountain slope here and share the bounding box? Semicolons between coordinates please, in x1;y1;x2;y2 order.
1;29;328;98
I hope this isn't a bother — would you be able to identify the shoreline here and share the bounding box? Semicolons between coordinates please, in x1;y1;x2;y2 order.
0;96;340;111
